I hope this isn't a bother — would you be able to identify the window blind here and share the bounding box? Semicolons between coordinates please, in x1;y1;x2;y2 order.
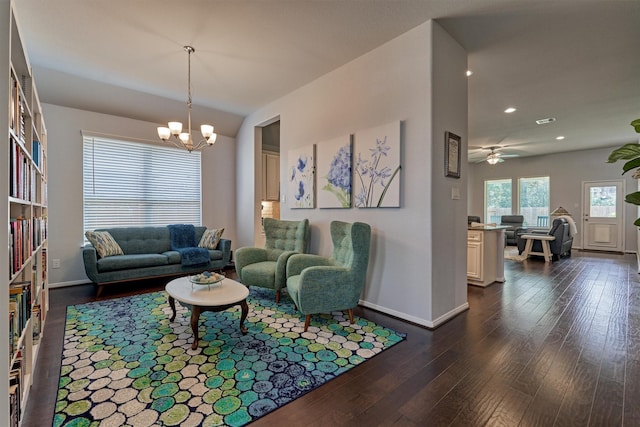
83;134;202;233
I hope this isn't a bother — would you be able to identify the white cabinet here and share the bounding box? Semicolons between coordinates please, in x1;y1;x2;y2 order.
467;228;502;287
262;152;280;201
2;3;49;425
467;231;483;280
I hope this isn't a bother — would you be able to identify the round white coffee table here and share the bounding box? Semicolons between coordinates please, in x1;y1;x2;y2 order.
165;275;249;349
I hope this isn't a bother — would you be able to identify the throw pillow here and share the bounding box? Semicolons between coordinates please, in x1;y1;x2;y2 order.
198;228;224;250
85;231;124;258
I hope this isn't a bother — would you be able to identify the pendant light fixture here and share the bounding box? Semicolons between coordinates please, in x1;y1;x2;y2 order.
157;46;217;152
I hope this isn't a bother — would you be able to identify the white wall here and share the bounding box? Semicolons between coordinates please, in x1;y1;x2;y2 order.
468;145;638;252
430;23;469;321
235;20;468;327
43;104;237;286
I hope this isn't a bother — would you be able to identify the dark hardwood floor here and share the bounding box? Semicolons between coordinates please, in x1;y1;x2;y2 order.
21;251;640;426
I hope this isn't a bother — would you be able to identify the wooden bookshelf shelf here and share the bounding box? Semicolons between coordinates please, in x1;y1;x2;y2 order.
1;1;49;425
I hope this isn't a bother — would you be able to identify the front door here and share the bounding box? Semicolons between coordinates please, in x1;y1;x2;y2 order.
582;180;624;252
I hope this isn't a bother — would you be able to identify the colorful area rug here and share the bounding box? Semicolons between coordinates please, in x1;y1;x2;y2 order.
53;288;405;426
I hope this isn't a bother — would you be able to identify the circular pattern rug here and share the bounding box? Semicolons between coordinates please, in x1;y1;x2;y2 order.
54;287;405;426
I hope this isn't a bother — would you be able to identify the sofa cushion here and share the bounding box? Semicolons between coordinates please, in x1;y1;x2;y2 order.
242;261;277;288
198;228;224;250
163;251;182;264
99;227;171;254
85;231;124;258
97;254;169;273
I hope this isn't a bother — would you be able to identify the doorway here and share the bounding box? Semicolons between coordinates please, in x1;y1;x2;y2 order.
582;180;624;252
254;119;280;247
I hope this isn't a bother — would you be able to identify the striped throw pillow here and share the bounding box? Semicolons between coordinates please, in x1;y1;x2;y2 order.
198;228;224;250
85;231;124;258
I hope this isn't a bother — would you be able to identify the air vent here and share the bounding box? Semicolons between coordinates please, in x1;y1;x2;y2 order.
536;117;556;125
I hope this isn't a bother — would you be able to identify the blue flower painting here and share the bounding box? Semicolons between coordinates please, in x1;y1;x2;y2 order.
317;135;352;208
288;145;315;208
354;121;401;208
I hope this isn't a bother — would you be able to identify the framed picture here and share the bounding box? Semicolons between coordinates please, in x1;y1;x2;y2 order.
317;134;352;208
445;131;461;178
354;121;401;208
287;144;315;208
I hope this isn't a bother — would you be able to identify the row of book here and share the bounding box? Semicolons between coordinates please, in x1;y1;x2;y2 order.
9;349;23;427
9;217;47;277
32;139;45;173
9;71;26;143
9;281;32;357
9;135;37;202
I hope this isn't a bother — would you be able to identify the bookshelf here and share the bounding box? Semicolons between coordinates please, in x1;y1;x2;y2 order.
1;1;48;426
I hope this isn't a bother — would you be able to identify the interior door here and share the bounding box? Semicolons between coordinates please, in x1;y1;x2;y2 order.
582;180;624;252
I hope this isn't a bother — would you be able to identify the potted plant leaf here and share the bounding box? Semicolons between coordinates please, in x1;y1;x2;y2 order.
607;118;640;225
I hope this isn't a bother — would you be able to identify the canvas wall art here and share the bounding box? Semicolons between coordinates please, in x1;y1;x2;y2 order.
354;121;401;208
317;135;352;208
287;144;315;208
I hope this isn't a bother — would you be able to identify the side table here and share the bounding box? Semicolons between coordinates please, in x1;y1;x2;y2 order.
520;234;556;262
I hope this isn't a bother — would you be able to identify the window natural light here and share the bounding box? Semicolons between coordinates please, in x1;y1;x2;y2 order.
484;179;512;224
83;134;202;234
518;176;550;226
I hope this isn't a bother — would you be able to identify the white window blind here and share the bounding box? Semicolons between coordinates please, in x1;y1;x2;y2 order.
83;134;202;232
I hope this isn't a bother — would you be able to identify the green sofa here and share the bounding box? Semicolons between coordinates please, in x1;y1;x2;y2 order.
82;226;231;296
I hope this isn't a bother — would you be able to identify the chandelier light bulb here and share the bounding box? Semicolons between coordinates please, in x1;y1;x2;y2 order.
157;46;217;152
157;127;171;141
200;124;214;138
168;122;183;135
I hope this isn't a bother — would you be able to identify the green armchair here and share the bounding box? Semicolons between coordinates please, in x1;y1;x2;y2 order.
286;221;371;331
235;218;310;302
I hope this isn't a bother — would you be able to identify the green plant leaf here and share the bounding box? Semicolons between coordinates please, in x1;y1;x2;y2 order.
607;143;640;163
625;191;640;206
622;158;640;174
632;118;640;133
634;218;640;227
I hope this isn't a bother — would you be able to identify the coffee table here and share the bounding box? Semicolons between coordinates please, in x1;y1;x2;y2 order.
165;275;249;349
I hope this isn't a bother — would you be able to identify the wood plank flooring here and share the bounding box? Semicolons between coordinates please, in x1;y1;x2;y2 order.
20;251;640;426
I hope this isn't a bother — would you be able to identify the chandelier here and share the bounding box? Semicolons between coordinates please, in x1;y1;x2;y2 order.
157;46;217;152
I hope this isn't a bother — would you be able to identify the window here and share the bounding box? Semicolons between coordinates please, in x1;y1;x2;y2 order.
83;134;202;233
484;179;512;224
589;185;617;218
518;176;549;226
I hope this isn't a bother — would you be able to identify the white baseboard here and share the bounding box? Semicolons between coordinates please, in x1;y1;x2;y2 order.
48;280;91;289
358;299;469;329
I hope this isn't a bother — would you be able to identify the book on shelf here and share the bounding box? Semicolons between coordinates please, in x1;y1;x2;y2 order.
10;351;23;426
9;135;32;201
31;304;41;343
9;281;32;352
9;218;32;277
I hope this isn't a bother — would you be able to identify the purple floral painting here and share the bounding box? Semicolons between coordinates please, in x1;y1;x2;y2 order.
354;121;401;208
287;144;315;208
317;135;352;208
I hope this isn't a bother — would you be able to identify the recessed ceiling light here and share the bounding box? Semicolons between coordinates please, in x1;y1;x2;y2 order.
556;136;565;140
466;70;473;77
536;117;556;125
504;107;517;114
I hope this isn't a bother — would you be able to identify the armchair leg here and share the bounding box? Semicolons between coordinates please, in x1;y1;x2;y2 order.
348;309;354;324
304;315;311;332
275;290;281;303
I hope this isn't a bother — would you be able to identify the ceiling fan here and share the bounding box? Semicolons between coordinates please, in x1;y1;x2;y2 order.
474;146;520;164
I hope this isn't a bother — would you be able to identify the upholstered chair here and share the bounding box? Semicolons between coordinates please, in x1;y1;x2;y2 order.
286;221;371;331
235;218;310;302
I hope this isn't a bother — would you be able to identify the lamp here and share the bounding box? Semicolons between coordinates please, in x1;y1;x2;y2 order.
157;46;217;152
486;153;500;165
550;206;571;217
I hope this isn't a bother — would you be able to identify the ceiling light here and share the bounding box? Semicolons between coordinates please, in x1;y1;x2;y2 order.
157;46;217;152
466;70;473;77
556;136;565;140
486;153;500;165
504;107;517;114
